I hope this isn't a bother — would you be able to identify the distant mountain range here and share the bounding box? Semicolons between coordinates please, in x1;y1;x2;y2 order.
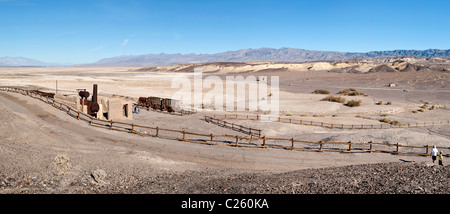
0;57;66;67
2;48;450;67
86;48;450;67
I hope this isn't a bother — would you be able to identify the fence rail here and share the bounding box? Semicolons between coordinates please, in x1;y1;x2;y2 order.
204;115;262;137
1;86;449;157
211;114;450;130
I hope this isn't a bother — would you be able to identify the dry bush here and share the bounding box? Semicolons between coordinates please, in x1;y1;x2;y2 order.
346;99;362;107
338;88;366;96
321;96;346;103
389;120;400;125
376;101;383;105
379;118;390;123
313;89;331;94
386;101;392;105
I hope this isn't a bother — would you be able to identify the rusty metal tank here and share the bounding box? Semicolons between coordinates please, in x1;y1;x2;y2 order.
78;91;90;99
138;97;148;107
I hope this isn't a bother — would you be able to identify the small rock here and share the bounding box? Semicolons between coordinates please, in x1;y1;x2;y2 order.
91;169;107;183
53;154;71;175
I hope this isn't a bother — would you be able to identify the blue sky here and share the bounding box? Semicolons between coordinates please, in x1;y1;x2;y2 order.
0;0;449;64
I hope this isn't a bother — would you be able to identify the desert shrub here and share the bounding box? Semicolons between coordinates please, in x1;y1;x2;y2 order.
418;109;424;112
346;99;362;107
412;110;418;113
389;120;400;125
376;101;383;105
338;88;366;96
379;118;390;123
386;101;392;105
421;104;428;109
429;105;436;110
321;96;346;103
313;89;330;94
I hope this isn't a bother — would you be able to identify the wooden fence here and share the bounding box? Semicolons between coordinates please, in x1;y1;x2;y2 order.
204;115;262;137
211;114;450;130
1;86;449;157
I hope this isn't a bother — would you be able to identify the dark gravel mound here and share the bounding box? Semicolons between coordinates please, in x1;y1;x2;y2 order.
400;63;431;72
1;162;447;194
368;64;398;73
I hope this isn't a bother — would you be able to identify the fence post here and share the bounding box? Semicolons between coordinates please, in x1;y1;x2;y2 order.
425;145;429;155
131;123;134;133
291;138;294;150
369;141;373;153
262;136;266;147
156;127;159;138
258;130;261;138
319;141;323;152
396;143;399;155
348;141;352;152
235;135;239;145
110;121;113;130
182;130;186;140
77;112;80;120
90;118;93;125
210;133;213;144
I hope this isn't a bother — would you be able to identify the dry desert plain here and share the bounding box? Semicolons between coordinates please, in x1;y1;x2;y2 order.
0;57;449;194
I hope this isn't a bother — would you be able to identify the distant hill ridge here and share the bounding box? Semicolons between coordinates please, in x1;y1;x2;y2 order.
2;48;449;67
88;47;450;67
0;57;67;67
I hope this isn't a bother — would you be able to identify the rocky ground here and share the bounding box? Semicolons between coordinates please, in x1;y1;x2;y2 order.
1;161;447;194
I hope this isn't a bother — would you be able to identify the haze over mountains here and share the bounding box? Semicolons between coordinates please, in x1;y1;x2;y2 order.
0;57;68;67
1;48;449;67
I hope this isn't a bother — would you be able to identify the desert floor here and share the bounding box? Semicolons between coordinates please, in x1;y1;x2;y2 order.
0;66;448;194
